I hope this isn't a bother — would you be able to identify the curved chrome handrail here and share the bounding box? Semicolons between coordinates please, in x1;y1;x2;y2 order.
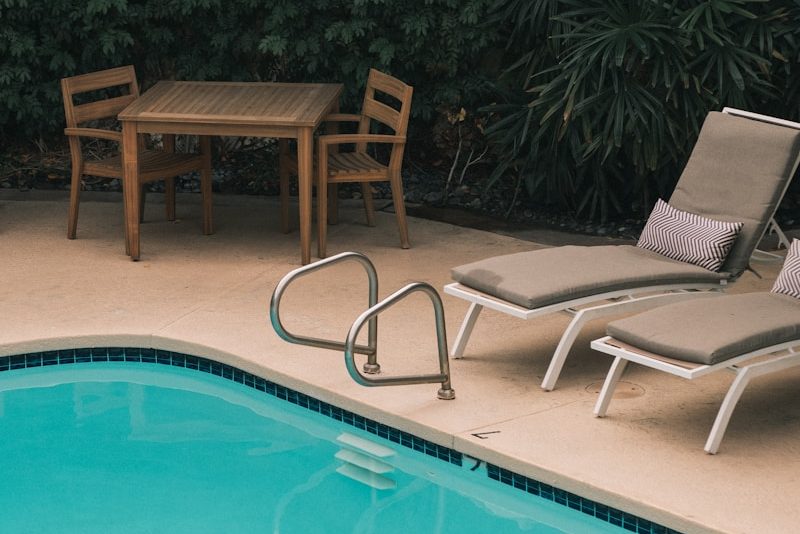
270;251;378;366
345;281;455;400
269;251;455;399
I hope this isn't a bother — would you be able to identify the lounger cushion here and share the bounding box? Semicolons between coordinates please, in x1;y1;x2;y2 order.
669;112;800;277
772;239;800;299
451;245;727;309
607;293;800;365
637;199;742;272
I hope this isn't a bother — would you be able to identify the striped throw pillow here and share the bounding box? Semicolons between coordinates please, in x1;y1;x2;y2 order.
637;199;743;272
771;239;800;299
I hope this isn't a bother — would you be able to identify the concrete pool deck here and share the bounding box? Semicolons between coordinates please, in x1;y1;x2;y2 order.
1;190;798;534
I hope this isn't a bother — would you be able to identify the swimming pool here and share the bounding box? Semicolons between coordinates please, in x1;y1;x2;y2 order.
0;349;674;533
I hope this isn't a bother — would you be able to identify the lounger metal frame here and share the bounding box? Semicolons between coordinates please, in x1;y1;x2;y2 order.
722;107;799;254
591;336;800;454
445;108;799;391
444;281;726;390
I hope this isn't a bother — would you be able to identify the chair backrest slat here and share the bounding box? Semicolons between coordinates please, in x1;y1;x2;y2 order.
61;65;138;128
358;68;413;137
362;98;402;132
368;69;411;101
72;94;138;124
62;65;137;95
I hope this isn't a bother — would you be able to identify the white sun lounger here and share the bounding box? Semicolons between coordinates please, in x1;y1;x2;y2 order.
591;289;800;454
445;111;800;391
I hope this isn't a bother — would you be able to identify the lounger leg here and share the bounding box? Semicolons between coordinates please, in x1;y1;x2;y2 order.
594;357;628;417
541;308;597;391
541;292;721;391
451;302;483;359
704;367;754;454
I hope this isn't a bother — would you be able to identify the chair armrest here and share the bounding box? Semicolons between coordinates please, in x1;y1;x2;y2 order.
324;113;362;123
318;134;405;148
64;127;123;143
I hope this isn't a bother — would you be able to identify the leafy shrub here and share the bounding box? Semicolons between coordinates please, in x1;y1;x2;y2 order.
485;0;800;220
0;0;500;145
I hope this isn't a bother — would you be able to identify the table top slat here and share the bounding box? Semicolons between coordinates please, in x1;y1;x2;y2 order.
119;81;342;127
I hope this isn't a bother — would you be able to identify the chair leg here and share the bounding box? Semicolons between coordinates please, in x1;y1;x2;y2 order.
388;174;410;249
165;177;176;221
279;139;290;233
67;168;82;239
199;135;213;235
361;183;375;227
162;134;177;221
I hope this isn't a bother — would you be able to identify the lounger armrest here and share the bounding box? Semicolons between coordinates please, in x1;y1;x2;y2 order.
64;127;122;143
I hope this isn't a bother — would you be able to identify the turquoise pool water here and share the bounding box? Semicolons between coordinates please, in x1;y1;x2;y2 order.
0;361;625;533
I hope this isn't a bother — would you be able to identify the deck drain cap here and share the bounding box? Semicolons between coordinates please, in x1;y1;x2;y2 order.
585;381;645;399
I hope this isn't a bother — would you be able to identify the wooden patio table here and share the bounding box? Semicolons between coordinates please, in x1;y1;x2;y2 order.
118;80;343;264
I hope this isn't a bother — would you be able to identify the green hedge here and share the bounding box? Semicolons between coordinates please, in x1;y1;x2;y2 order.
485;0;800;219
5;0;800;220
0;0;500;143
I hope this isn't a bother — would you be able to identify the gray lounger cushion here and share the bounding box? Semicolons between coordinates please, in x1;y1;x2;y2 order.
451;245;727;309
607;292;800;365
669;112;800;277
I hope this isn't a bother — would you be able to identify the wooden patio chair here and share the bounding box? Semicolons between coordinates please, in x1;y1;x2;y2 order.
60;65;212;240
279;68;414;258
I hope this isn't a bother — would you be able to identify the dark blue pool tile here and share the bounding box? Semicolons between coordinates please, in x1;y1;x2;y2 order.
57;349;76;364
139;348;156;363
26;354;43;368
10;355;27;369
486;465;678;534
221;366;234;380
91;348;109;362
41;351;59;366
107;347;125;361
123;348;141;362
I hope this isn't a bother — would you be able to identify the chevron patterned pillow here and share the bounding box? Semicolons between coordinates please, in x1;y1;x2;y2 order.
637;199;743;272
772;239;800;298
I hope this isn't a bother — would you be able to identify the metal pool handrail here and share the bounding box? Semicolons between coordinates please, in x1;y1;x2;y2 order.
269;251;455;400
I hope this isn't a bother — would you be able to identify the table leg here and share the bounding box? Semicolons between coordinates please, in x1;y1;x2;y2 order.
297;127;313;265
122;121;141;260
278;138;290;233
199;135;213;234
328;99;339;226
